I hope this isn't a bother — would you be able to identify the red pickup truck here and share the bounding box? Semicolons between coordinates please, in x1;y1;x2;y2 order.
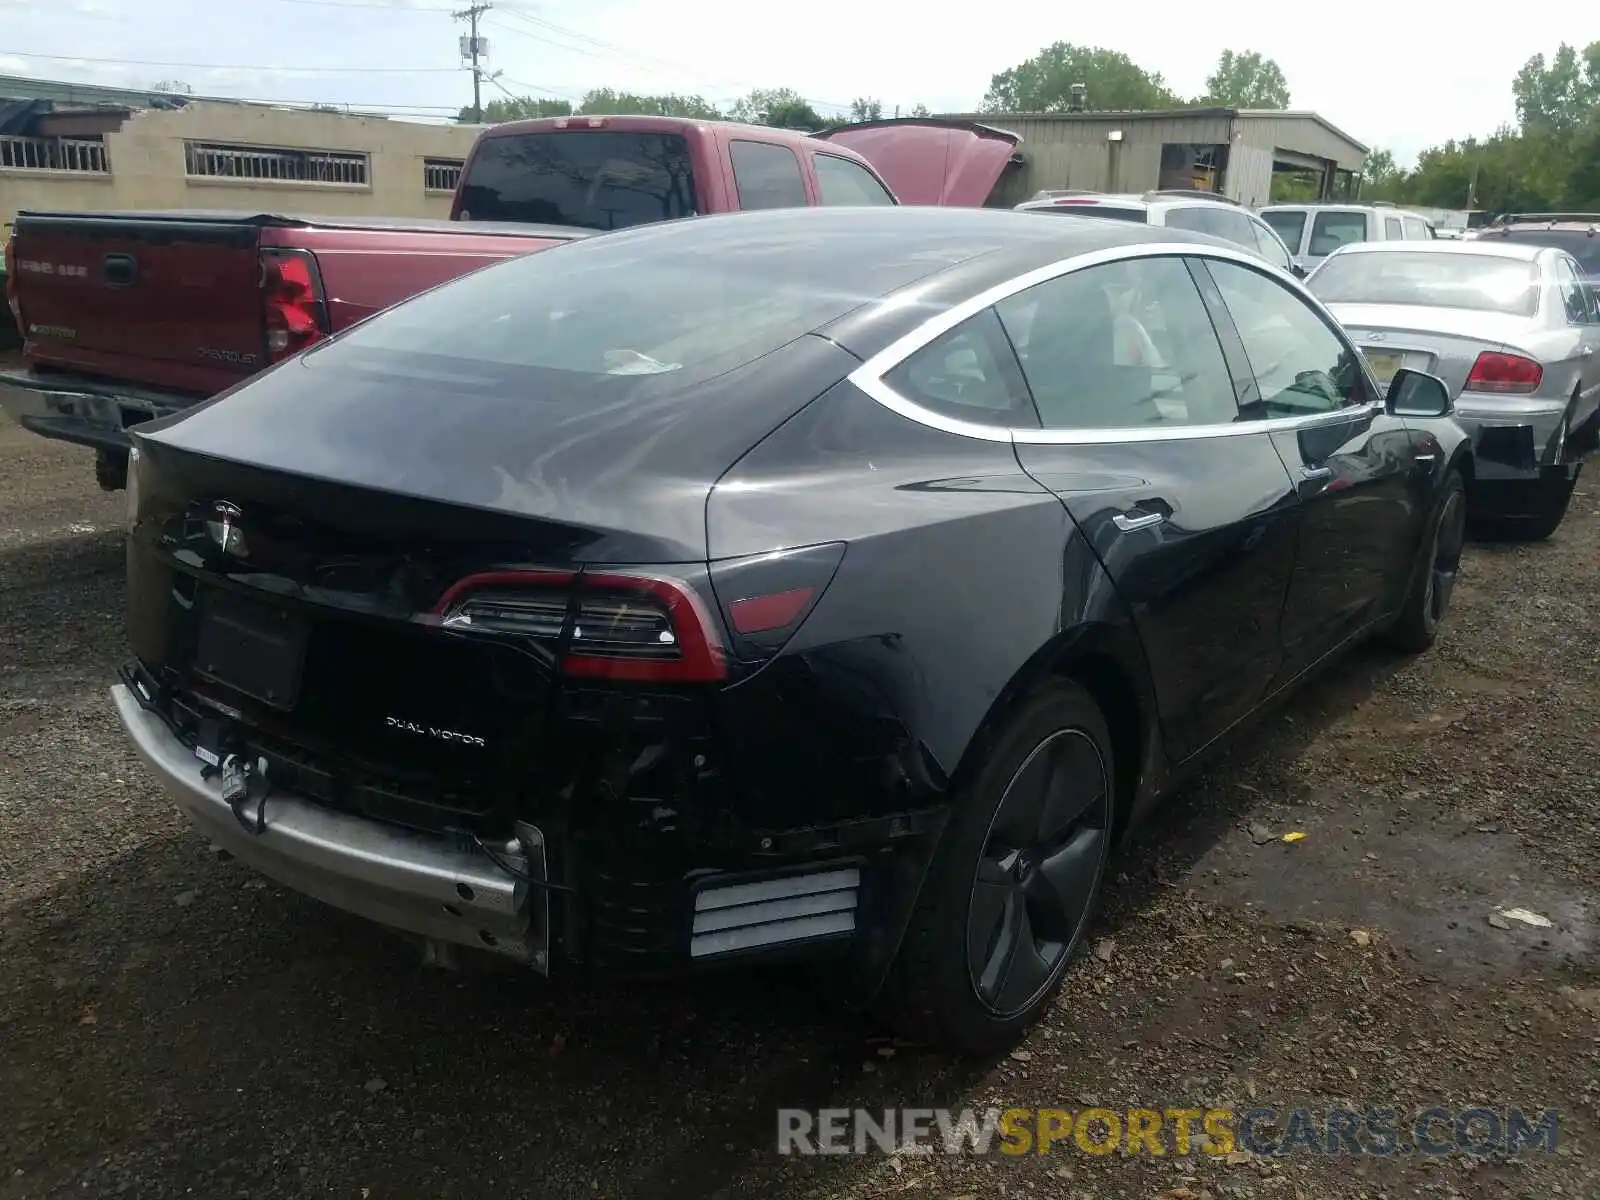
0;116;902;490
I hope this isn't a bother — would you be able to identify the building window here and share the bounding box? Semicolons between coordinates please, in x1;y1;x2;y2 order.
184;141;369;186
0;135;109;173
1159;143;1229;193
424;157;463;193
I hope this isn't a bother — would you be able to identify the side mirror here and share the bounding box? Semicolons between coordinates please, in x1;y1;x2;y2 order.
1385;367;1453;418
1290;263;1308;280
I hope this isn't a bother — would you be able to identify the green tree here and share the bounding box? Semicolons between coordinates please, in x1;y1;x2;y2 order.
981;42;1177;112
578;89;722;118
910;103;932;118
1201;49;1290;108
459;95;572;123
1512;42;1599;134
731;88;824;128
849;97;884;122
1565;110;1600;204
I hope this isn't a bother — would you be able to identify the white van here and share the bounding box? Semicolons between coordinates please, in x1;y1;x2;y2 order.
1258;203;1434;275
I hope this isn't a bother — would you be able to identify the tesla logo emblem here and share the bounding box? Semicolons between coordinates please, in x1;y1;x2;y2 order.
205;501;249;558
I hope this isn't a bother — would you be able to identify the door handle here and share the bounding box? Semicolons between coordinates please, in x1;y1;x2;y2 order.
1301;466;1335;482
1112;509;1165;533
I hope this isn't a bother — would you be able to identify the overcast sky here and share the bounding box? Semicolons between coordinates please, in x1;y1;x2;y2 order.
0;0;1585;164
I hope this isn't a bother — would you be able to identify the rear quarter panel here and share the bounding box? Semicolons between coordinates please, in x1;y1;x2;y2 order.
706;379;1149;824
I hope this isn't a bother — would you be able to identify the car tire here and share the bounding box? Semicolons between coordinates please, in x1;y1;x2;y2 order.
94;449;129;493
878;680;1115;1056
1386;467;1466;654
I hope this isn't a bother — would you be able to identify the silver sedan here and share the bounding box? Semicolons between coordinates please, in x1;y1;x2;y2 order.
1306;239;1599;539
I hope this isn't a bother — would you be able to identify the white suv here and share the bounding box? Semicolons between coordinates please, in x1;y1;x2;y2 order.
1015;190;1300;275
1258;203;1434;275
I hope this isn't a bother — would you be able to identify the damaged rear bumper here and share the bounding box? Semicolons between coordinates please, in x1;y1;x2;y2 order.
112;682;547;964
111;678;946;984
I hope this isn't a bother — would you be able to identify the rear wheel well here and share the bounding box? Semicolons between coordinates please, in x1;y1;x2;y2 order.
1054;653;1143;837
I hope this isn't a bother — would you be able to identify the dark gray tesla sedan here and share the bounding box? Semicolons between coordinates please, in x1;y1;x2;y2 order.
112;206;1471;1054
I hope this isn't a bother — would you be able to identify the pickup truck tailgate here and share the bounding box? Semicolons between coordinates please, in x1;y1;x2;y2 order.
13;212;265;382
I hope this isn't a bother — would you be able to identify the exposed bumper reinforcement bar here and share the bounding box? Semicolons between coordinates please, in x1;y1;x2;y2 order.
110;683;544;967
0;369;191;452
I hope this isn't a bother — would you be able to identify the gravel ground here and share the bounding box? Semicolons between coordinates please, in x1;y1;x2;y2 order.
1;416;1597;1200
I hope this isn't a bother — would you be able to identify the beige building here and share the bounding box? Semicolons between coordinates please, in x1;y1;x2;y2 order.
947;107;1369;209
1;80;483;243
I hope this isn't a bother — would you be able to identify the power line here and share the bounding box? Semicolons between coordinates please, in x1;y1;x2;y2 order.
483;10;852;113
8;50;463;73
273;0;455;8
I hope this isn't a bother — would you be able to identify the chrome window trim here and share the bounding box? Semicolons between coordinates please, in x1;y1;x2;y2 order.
847;240;1377;446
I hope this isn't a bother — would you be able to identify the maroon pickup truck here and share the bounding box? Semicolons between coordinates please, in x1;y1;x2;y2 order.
1;116;901;490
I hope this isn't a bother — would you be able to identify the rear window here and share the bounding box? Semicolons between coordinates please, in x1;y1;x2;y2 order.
1308;211;1369;257
1029;203;1148;223
1484;228;1600;278
309;220;972;392
455;131;696;231
1308;251;1541;317
1261;210;1306;251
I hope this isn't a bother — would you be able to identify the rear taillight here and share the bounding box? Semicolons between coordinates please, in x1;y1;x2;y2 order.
708;543;845;663
260;248;328;363
432;569;728;683
1465;351;1543;394
3;234;22;332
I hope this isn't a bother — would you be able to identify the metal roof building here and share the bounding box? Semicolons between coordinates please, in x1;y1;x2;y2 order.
943;107;1370;209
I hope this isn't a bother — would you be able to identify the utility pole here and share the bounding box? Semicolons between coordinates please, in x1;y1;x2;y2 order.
453;3;491;123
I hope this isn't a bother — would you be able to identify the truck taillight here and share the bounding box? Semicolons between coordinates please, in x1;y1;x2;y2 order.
260;248;329;362
3;234;22;332
1465;351;1543;394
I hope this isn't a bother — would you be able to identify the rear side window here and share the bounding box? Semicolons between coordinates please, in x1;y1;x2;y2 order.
1384;217;1403;239
456;132;696;231
814;154;895;206
1262;210;1307;253
1554;258;1596;323
994;256;1239;429
1031;202;1148;223
1308;211;1369;256
730;141;808;210
882;309;1035;428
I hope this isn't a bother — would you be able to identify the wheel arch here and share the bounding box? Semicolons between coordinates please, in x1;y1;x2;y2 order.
949;619;1161;845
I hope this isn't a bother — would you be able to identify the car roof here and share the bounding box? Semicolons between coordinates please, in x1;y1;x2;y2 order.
1323;238;1549;262
571;205;1239;361
1016;192;1242;213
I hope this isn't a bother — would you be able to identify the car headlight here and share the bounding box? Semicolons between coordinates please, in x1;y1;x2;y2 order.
125;444;141;532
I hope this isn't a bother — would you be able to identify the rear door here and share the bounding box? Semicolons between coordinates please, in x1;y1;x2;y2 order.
1198;256;1421;677
999;251;1300;763
1306;209;1370;269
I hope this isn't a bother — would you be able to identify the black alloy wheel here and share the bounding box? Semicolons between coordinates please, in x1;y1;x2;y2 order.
965;728;1112;1017
1420;481;1467;633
